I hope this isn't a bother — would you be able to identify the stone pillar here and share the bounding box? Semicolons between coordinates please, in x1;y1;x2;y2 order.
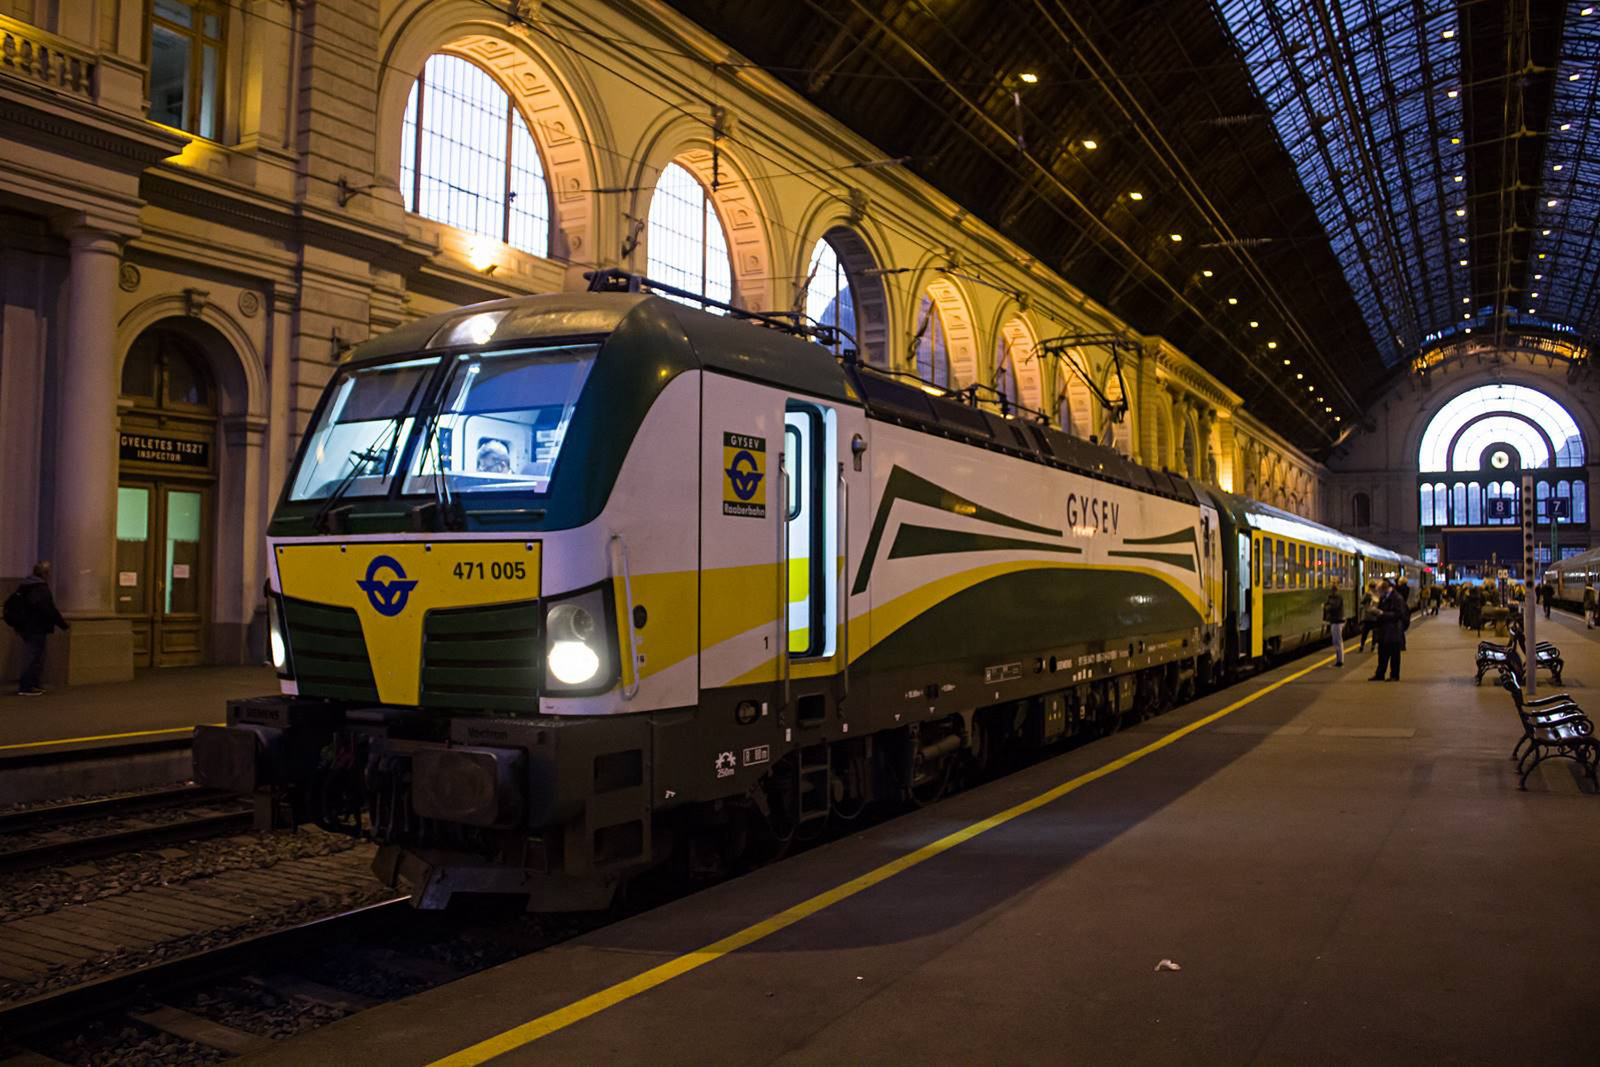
49;226;133;684
1215;413;1237;493
1137;346;1160;466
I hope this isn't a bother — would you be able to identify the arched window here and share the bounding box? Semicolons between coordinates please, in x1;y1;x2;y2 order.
647;161;733;308
1416;382;1586;531
1432;481;1446;526
1419;484;1433;529
994;337;1019;410
401;53;550;255
1418;383;1585;471
1352;492;1371;528
914;294;950;388
804;237;856;355
1103;375;1131;456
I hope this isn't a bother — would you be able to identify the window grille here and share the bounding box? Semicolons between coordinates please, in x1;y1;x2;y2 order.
400;54;551;256
647;162;732;309
804;238;857;354
913;295;950;388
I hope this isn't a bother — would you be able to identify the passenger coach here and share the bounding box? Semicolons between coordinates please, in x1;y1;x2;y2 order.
195;275;1424;909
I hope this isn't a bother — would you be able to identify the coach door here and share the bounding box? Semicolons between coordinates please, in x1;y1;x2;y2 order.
116;329;216;667
781;400;842;725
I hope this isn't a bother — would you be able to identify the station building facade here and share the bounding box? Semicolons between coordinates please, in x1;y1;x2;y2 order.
0;0;1329;686
1326;338;1599;578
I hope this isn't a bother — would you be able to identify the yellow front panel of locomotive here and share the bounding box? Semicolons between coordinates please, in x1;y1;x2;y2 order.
274;540;541;705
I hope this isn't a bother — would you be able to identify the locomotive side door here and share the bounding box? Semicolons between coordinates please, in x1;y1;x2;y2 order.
778;398;844;727
1249;532;1265;658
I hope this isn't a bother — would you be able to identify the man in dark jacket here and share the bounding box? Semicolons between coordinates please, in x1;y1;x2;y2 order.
1369;579;1407;682
9;561;68;696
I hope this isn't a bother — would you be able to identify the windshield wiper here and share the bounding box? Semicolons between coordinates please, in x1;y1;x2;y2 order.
311;417;405;534
410;404;463;532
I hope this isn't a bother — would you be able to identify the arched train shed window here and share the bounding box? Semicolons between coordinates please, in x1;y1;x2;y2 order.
1416;383;1587;536
647;161;733;309
401;53;550;255
804;237;854;356
913;293;950;389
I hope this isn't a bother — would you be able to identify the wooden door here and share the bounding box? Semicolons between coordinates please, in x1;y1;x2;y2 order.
115;481;210;666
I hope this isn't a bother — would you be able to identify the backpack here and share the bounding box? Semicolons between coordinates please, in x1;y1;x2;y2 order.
2;586;26;632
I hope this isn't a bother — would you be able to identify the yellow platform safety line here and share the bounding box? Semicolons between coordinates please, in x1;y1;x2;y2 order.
429;642;1354;1066
0;723;223;752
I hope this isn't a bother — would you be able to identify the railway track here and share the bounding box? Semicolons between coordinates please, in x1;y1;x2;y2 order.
0;786;254;874
0;888;589;1063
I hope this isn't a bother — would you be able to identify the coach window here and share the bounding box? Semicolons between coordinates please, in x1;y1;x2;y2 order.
401;54;551;255
148;0;225;140
648;161;733;309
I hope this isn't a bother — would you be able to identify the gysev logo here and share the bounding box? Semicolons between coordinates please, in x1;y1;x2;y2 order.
357;554;419;617
722;432;766;518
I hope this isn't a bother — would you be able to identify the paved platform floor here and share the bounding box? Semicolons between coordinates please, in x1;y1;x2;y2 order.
251;613;1600;1065
0;666;277;757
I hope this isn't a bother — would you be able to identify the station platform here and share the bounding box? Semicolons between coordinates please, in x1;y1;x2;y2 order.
0;665;276;759
255;614;1600;1065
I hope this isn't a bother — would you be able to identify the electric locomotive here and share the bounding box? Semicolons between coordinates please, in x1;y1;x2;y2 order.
194;274;1423;909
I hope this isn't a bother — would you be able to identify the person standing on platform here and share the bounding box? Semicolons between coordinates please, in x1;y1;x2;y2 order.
1358;582;1380;651
1323;583;1346;667
1369;579;1407;682
1585;580;1597;629
1396;576;1411;615
4;561;68;696
1538;579;1553;620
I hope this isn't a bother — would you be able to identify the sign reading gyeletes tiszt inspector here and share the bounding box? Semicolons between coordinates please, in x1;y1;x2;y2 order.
119;433;210;469
722;432;766;518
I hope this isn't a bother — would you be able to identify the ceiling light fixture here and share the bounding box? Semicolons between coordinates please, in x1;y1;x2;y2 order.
1249;320;1259;328
1453;174;1464;182
1082;139;1098;150
1532;291;1540;298
1548;198;1559;207
1019;72;1039;84
1447;89;1459;98
1267;341;1278;349
1227;297;1238;305
1456;208;1466;217
1561;123;1573;131
1282;358;1291;365
1443;29;1454;38
1553;164;1564;171
1295;372;1304;379
1202;269;1214;277
1543;228;1552;235
1459;258;1468;266
1570;73;1582;82
1169;233;1183;242
1129;191;1144;200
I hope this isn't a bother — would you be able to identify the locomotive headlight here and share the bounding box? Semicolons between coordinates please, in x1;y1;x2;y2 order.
269;625;286;671
543;588;615;692
267;594;293;678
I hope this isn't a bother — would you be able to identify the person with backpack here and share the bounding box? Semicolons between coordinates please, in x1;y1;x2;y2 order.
5;561;68;696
